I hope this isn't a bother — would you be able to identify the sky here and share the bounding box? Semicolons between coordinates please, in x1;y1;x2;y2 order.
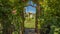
25;1;36;13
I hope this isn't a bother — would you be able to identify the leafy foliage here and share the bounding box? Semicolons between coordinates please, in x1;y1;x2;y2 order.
38;0;60;34
0;0;60;34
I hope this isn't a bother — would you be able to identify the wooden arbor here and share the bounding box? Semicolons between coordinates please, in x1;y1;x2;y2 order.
21;0;41;34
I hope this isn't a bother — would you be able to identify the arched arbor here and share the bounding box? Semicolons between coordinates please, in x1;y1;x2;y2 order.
20;0;41;34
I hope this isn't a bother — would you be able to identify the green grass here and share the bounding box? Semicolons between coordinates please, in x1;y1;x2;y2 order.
24;17;35;28
24;17;40;29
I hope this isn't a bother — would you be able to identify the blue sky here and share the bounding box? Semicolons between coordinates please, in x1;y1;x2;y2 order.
25;1;36;13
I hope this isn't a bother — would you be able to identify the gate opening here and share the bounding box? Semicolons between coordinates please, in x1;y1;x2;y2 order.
24;1;37;34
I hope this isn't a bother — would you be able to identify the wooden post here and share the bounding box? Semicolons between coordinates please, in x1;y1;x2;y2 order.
35;2;40;34
20;7;25;34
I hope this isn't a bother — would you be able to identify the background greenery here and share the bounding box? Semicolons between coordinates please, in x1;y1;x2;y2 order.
0;0;60;34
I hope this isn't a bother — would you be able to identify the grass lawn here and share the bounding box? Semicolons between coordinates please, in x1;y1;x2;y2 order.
24;17;40;29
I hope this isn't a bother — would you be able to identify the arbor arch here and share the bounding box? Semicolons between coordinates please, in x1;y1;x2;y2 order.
21;0;41;34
